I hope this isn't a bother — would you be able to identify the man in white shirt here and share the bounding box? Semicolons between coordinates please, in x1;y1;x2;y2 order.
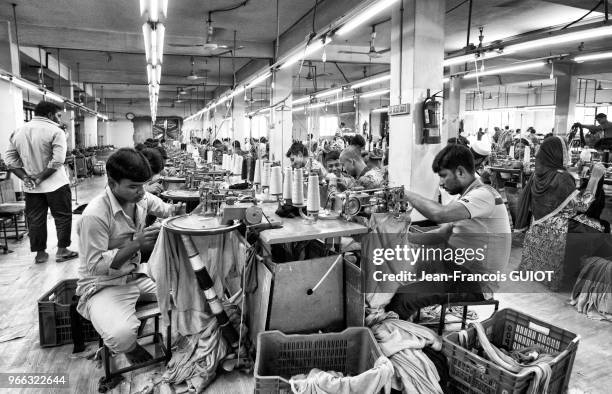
5;101;78;264
386;144;511;319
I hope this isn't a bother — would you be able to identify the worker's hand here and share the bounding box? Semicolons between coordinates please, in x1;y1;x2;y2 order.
145;182;164;195
173;202;186;216
23;176;35;190
135;226;161;251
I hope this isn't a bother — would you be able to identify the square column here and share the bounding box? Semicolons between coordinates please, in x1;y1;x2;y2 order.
389;0;445;206
553;64;577;136
271;68;293;165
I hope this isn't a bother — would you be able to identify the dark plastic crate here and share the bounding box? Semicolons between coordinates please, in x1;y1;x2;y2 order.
443;308;580;394
38;279;99;347
255;327;383;394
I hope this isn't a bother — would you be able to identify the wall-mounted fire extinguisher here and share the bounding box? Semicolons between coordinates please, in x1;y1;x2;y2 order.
422;89;441;144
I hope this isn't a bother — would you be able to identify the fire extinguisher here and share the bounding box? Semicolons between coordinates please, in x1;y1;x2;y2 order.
422;89;441;144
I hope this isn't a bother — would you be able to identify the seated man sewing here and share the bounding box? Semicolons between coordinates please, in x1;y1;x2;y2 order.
76;148;184;364
339;145;386;190
386;144;511;320
286;141;327;177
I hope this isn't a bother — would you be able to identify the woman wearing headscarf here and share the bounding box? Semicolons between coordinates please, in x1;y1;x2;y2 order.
516;136;608;291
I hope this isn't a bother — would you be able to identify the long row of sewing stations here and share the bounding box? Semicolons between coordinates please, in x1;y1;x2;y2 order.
3;0;612;393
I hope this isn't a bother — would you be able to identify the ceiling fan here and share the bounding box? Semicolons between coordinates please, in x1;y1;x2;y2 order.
244;88;267;104
168;15;244;55
338;26;390;59
185;57;208;81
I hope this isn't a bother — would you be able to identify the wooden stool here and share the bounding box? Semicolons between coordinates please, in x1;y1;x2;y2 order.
99;302;171;385
415;299;499;335
0;216;14;253
0;202;27;240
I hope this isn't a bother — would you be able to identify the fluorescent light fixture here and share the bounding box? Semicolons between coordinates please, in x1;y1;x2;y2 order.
442;77;450;83
507;25;612;53
315;88;342;99
155;64;162;84
350;74;390;89
360;88;390;98
310;102;326;109
230;85;245;98
372;107;388;113
280;37;332;70
10;76;36;91
463;61;546;79
44;91;65;103
246;72;271;88
292;106;305;112
336;0;398;36
293;96;310;105
521;105;555;111
156;23;165;64
97;113;109;121
443;51;510;67
330;97;353;105
574;51;612;62
143;23;152;63
150;25;158;66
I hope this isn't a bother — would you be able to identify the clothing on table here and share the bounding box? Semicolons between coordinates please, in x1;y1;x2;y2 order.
25;184;72;252
5;116;70;193
83;274;157;353
76;187;175;318
354;166;386;190
570;256;612;321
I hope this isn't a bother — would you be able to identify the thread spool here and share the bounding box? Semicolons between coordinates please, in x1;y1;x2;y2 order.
269;166;283;196
262;163;272;187
207;150;213;164
307;174;321;213
253;159;262;184
509;145;515;160
222;154;229;170
292;168;304;206
283;166;293;201
233;155;244;177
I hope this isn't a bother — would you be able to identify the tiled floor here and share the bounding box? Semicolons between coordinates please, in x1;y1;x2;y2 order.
0;175;609;393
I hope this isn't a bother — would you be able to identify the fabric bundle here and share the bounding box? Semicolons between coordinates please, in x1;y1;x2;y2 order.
570;256;612;320
366;311;444;394
458;322;555;394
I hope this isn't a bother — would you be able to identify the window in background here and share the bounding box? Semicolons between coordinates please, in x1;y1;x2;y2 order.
242;115;268;139
319;116;338;137
575;106;596;125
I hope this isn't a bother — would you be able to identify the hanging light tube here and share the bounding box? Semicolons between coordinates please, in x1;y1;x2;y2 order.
150;26;158;66
463;61;546;79
309;102;327;109
443;51;509;67
330;97;353;105
156;23;165;64
292;106;305;112
336;0;399;36
246;72;271;88
280;37;332;70
574;51;612;62
506;25;612;53
350;73;390;89
143;23;152;63
315;88;342;99
44;91;65;103
293;96;310;105
372;107;389;113
360;88;390;98
155;64;162;85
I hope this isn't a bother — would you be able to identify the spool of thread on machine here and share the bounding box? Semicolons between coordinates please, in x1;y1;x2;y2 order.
253;159;262;185
233;155;244;178
269;166;283;196
262;162;272;188
307;174;321;213
283;166;292;202
222;154;229;170
292;168;304;206
207;150;213;164
509;145;515;160
523;145;531;164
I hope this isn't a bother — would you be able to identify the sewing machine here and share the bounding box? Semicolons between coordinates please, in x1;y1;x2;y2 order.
325;186;410;220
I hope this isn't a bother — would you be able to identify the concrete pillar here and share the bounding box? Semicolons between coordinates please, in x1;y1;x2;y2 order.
443;66;462;140
388;0;445;209
553;64;577;136
132;117;152;144
232;92;247;145
83;115;98;147
272;69;293;165
65;71;76;149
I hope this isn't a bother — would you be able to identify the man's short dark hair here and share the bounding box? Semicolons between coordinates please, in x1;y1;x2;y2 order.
286;141;308;158
106;148;152;182
349;134;366;149
596;113;607;119
233;140;241;149
325;150;340;164
432;144;475;174
140;148;164;175
34;101;61;117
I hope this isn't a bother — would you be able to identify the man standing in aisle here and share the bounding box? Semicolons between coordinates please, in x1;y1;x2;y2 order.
576;113;612;139
5;101;78;264
386;144;511;319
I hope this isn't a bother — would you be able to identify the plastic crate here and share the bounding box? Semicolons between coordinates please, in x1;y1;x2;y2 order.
443;308;580;394
38;279;99;347
255;327;383;394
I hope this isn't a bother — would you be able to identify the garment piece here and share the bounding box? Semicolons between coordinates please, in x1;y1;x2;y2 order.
355;167;386;189
571;256;612;320
288;356;394;394
367;311;443;394
515;136;576;230
76;187;175;313
84;275;157;352
25;184;72;252
5;116;70;193
147;226;248;335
